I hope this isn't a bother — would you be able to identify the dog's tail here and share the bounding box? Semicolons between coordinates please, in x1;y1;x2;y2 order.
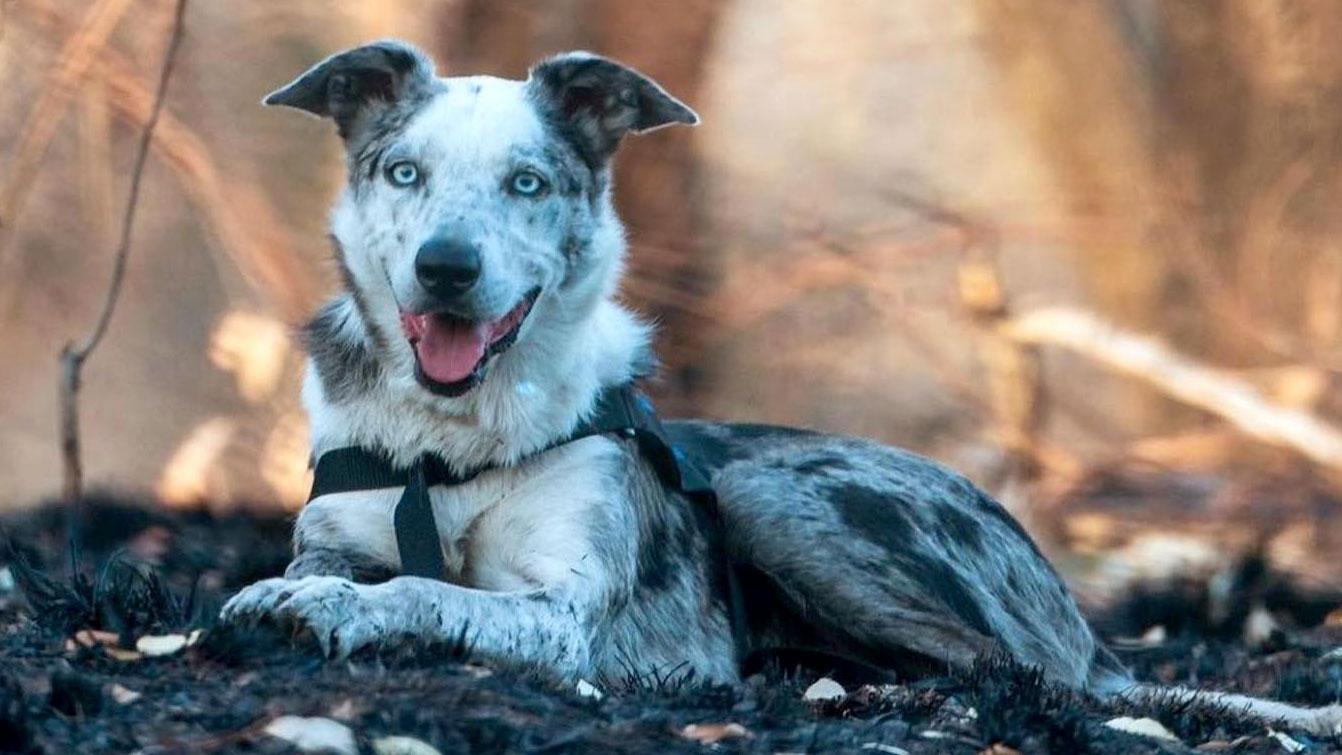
1089;655;1342;738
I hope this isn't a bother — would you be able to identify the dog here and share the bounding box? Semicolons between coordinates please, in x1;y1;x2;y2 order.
222;40;1341;735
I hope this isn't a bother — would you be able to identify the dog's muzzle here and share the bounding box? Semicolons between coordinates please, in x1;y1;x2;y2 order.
399;287;541;397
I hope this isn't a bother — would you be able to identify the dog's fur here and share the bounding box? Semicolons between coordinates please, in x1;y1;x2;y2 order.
222;41;1342;735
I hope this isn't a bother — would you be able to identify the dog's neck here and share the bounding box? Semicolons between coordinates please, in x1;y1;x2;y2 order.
301;292;653;473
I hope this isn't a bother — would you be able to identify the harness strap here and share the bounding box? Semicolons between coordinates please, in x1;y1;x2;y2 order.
310;449;483;581
309;447;485;499
307;383;751;665
392;462;446;580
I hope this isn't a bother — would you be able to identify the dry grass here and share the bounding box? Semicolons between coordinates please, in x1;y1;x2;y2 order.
1004;306;1342;472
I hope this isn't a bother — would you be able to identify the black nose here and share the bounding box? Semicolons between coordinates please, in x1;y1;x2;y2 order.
415;237;481;295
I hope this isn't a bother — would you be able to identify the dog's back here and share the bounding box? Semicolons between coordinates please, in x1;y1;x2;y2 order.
667;420;1115;689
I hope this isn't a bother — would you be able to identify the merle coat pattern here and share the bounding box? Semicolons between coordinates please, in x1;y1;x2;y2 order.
221;41;1342;736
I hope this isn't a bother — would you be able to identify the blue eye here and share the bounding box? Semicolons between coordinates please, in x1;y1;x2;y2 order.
386;161;420;187
508;170;547;197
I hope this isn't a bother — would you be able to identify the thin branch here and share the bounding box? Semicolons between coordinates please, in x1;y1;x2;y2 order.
1002;306;1342;471
59;0;189;502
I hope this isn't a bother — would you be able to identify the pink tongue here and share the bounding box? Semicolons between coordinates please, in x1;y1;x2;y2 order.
414;316;492;384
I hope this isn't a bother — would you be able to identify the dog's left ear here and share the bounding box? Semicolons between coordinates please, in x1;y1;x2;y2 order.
527;52;699;166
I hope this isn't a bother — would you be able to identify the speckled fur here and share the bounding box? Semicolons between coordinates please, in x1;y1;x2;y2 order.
220;40;1342;736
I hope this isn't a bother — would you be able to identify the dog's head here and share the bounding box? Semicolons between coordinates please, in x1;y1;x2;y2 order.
268;40;696;397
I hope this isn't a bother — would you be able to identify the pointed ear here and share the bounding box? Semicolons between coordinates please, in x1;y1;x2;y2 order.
264;40;437;144
526;52;699;167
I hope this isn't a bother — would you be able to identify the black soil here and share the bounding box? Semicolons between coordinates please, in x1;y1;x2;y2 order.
2;496;1340;754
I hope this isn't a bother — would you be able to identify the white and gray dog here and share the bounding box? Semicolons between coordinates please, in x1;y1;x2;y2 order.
222;40;1341;734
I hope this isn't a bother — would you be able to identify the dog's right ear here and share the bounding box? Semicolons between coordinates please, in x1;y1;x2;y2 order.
264;40;437;143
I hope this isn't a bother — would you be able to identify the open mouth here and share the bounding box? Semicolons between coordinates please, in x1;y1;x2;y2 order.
399;287;541;397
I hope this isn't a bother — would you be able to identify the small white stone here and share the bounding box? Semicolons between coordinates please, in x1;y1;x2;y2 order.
264;715;358;755
372;735;444;755
860;744;910;754
462;664;493;679
1267;728;1306;753
1140;625;1167;646
135;634;189;657
108;684;141;705
803;678;847;702
1103;716;1180;742
0;566;15;592
575;679;604;700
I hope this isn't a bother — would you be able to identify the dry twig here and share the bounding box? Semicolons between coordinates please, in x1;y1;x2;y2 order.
59;0;189;502
957;251;1048;482
1002;306;1342;471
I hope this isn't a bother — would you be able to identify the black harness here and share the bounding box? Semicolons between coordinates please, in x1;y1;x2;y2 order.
308;383;751;664
308;383;896;683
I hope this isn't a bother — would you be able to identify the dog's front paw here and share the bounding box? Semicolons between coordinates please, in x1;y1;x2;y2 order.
220;576;392;659
220;576;293;622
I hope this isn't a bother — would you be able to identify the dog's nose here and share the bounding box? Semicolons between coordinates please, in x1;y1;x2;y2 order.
415;237;482;295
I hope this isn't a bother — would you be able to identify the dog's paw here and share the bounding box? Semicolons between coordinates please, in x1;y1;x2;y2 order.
220;576;393;659
220;577;293;622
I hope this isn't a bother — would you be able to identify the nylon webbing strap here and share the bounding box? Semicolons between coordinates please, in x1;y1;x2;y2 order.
392;460;448;580
305;384;685;583
305;383;752;666
309;447;409;498
579;389;750;661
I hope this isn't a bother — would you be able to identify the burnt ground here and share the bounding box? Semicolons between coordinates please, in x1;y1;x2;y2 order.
1;496;1340;754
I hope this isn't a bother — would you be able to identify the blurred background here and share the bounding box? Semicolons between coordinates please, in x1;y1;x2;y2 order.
4;0;1342;607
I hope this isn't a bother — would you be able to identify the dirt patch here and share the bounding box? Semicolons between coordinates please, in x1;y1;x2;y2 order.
2;497;1340;754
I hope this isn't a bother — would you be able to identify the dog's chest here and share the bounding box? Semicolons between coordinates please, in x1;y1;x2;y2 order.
295;436;620;590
